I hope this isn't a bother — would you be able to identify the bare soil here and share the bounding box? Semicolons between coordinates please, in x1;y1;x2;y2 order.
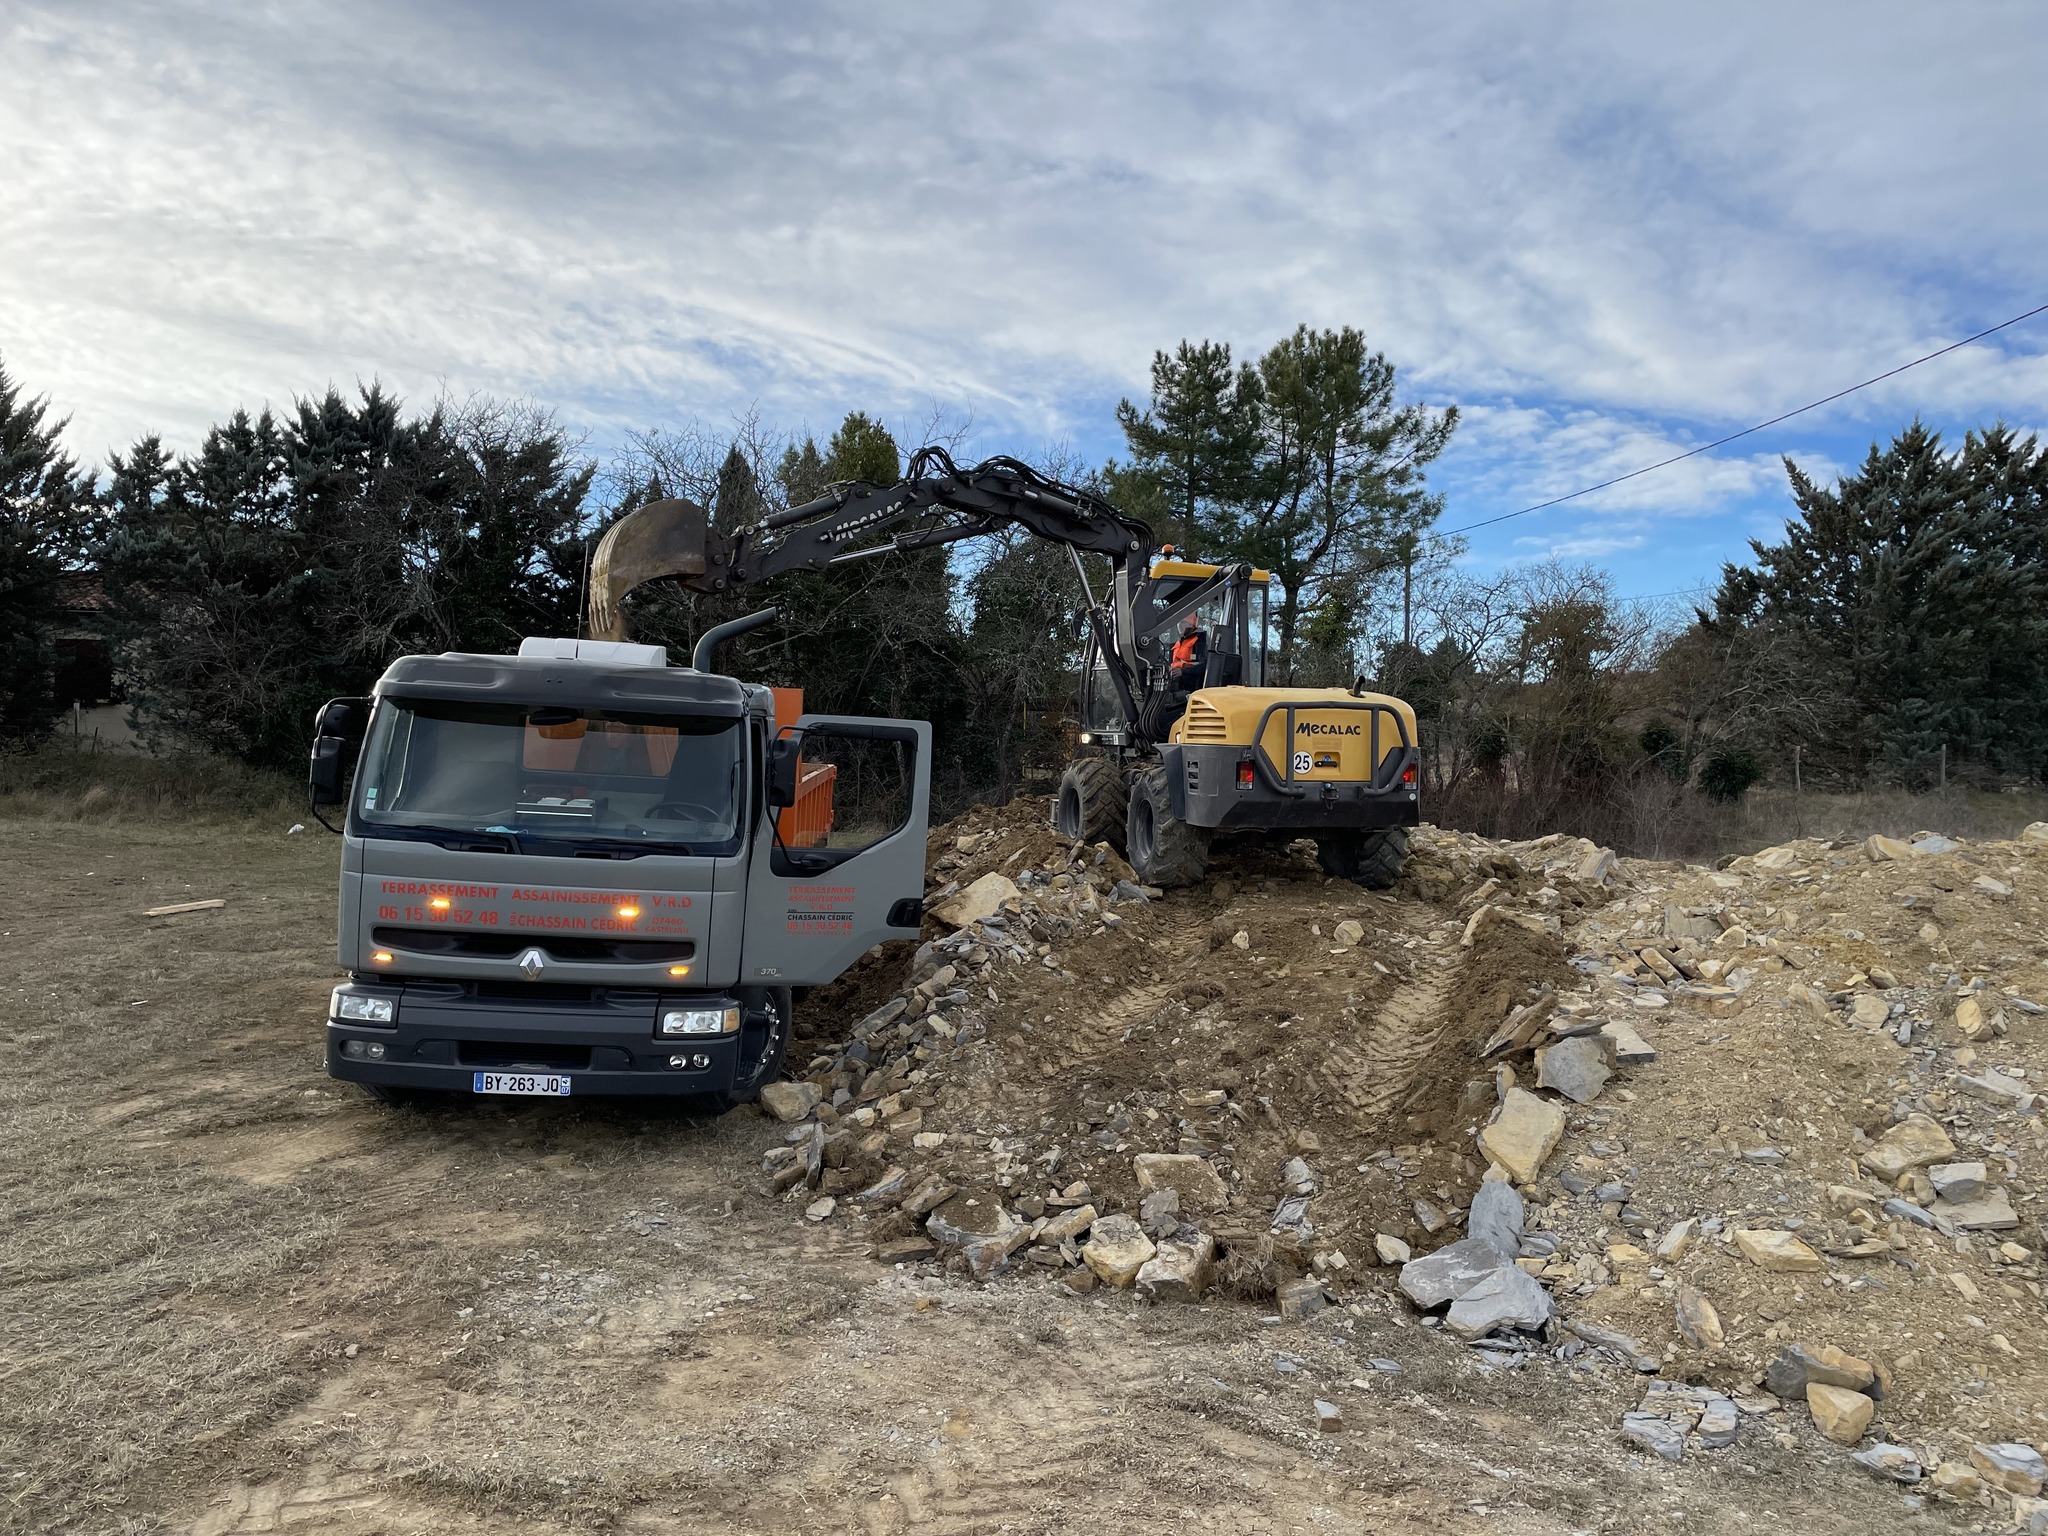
4;803;2035;1534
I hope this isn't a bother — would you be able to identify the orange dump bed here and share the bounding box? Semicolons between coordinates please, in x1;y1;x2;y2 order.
769;686;836;848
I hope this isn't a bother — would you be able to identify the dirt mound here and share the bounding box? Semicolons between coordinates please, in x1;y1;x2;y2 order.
767;802;2048;1504
779;799;1594;1292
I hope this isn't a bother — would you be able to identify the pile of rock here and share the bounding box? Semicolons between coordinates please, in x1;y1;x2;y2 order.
1392;1179;1556;1343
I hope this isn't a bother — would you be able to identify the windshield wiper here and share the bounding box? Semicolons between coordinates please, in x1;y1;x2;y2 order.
357;823;522;854
519;834;717;860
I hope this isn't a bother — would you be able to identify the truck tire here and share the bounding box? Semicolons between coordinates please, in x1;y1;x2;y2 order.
711;986;792;1111
1316;827;1408;890
1125;764;1210;887
1054;757;1128;848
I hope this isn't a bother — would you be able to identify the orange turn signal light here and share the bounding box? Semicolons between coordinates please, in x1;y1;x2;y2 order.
617;904;640;920
429;896;450;911
667;964;691;978
371;950;394;964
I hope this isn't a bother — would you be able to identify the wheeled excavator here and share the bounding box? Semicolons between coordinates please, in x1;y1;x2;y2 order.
588;448;1420;889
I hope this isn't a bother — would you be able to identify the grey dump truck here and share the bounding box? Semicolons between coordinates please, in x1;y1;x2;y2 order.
310;632;930;1104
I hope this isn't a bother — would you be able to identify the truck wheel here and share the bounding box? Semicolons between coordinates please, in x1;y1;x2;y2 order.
711;986;792;1111
1125;764;1210;886
1054;758;1128;848
1316;828;1408;890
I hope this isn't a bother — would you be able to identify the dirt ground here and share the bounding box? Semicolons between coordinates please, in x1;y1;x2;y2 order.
3;806;2038;1534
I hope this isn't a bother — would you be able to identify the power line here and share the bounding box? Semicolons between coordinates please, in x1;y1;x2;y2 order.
1440;300;2048;539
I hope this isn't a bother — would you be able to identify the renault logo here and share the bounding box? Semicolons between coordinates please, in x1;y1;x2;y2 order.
516;947;546;981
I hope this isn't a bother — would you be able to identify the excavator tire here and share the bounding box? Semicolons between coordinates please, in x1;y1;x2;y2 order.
1054;758;1128;849
1315;827;1408;890
1125;764;1211;887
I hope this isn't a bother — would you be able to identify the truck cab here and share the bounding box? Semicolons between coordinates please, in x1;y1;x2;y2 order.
311;637;930;1104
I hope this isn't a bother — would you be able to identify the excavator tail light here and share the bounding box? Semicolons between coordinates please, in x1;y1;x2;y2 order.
1402;763;1418;785
1236;761;1255;788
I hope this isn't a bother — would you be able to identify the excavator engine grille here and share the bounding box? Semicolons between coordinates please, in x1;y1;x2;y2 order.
1182;698;1230;743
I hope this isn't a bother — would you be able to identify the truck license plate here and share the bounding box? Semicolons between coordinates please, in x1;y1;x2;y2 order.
472;1071;572;1097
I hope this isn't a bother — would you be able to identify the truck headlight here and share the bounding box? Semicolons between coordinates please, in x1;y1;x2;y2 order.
659;1006;739;1037
333;989;396;1024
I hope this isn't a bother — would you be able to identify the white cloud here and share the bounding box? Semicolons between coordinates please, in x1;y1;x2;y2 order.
3;0;2044;529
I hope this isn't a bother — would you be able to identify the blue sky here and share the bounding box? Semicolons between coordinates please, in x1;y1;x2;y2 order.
5;1;2045;599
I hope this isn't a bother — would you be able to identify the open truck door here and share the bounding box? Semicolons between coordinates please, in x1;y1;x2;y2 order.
742;715;931;985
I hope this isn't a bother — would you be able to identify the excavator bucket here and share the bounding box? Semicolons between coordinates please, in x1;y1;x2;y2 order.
586;497;711;640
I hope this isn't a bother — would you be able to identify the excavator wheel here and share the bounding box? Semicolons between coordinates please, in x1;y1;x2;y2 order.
1125;764;1211;887
1054;758;1128;849
1315;827;1409;891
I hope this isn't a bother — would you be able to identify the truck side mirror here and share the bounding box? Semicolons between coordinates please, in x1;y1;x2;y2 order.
308;696;370;809
768;734;803;808
309;734;348;806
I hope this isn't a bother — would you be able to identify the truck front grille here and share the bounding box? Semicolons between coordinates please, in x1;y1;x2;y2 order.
457;1039;593;1069
374;927;694;964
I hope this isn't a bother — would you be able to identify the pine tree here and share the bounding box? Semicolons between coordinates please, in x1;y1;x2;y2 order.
1113;341;1262;552
0;358;90;740
1711;422;2048;782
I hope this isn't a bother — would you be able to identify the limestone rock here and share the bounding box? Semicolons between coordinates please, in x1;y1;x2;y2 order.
1969;1442;2047;1496
1852;1444;1924;1484
1848;993;1890;1027
1621;1412;1686;1462
1082;1213;1156;1289
926;1194;1030;1280
1576;846;1617;884
1278;1277;1330;1319
2022;821;2048;846
1133;1152;1229;1213
1314;1398;1344;1433
1038;1203;1098;1245
1764;1344;1877;1399
1928;1461;1981;1499
1956;996;1990;1040
1478;1088;1566;1184
1864;833;1914;862
1858;1113;1956;1182
929;872;1020;928
1935;1187;2020;1231
1600;1018;1657;1065
1753;844;1800;871
1733;1229;1823;1271
1929;1161;1987;1201
1806;1383;1875;1445
1397;1236;1508;1309
1534;1035;1612;1105
1136;1234;1216;1302
1138;1187;1181;1236
1675;1287;1724;1348
1374;1232;1411;1265
1656;1218;1698;1262
1466;1179;1525;1261
1444;1263;1554;1338
1332;919;1365;948
1958;1068;2034;1108
760;1080;822;1123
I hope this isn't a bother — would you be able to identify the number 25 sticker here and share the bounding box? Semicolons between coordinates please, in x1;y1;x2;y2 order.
1291;751;1313;775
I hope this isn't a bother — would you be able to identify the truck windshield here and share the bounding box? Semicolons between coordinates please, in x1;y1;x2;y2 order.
354;698;745;855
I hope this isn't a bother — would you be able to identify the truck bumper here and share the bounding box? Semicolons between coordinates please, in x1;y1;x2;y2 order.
324;981;772;1098
1169;743;1422;833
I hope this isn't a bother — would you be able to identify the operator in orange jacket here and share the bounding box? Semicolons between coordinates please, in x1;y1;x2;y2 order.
1169;612;1207;691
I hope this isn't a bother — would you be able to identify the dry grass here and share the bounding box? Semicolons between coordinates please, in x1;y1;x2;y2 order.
0;742;302;824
